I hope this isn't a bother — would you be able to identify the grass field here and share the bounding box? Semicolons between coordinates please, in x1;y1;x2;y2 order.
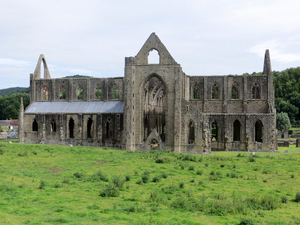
0;141;300;225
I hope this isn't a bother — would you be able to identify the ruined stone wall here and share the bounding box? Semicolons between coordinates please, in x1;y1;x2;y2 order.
32;77;123;103
23;113;123;146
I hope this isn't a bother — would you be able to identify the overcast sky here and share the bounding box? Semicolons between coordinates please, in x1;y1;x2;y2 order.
1;0;300;89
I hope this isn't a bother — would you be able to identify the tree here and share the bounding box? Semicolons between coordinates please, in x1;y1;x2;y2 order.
276;112;291;131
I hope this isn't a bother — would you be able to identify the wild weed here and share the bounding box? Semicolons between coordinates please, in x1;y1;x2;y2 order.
38;180;46;189
196;170;203;175
112;175;125;189
179;182;185;189
295;192;300;202
100;184;119;197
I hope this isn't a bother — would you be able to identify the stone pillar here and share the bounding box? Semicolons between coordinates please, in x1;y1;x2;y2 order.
18;97;24;143
296;138;300;147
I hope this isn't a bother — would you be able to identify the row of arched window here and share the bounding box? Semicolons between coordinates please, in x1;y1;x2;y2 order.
41;85;119;101
32;117;115;139
187;119;263;144
192;83;260;100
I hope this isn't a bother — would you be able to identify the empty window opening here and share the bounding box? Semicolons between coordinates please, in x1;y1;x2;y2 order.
150;139;159;150
87;118;93;138
41;86;48;101
95;88;102;100
252;84;260;99
60;86;66;100
77;87;83;100
187;105;189;112
212;84;219;99
51;119;56;132
255;120;263;142
148;49;160;64
112;85;119;100
188;121;195;144
232;86;238;99
193;86;200;99
32;119;38;131
281;134;284;138
211;121;218;142
69;118;74;138
106;118;113;139
233;120;241;141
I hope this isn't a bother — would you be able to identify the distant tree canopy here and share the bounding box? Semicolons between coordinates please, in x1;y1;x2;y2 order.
0;93;30;120
276;112;291;131
0;87;29;96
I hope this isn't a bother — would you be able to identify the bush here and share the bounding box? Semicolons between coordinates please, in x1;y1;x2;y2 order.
136;179;142;185
62;177;70;184
111;175;125;189
188;165;195;171
179;182;185;189
220;164;225;168
196;170;203;175
141;175;149;183
73;172;84;179
295;192;300;202
161;173;168;179
209;170;215;176
134;170;139;176
248;156;255;162
38;180;46;189
281;195;288;203
291;174;295;178
205;163;209;167
18;151;28;157
125;175;131;181
155;157;171;163
288;129;293;135
198;157;203;162
230;171;237;178
54;183;61;188
239;218;255;225
92;170;108;182
0;149;4;155
152;176;161;183
100;184;119;197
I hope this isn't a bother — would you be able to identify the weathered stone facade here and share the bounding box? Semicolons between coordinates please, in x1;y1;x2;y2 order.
19;33;277;152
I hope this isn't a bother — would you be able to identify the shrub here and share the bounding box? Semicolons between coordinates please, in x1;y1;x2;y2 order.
136;179;142;185
125;175;131;181
100;184;119;197
73;172;84;179
209;170;215;176
295;192;300;202
220;164;225;168
38;180;46;189
141;175;149;183
216;171;222;176
92;170;108;182
233;164;236;168
32;151;37;155
0;148;4;155
291;174;295;178
263;179;267;183
190;179;195;183
238;218;255;225
281;196;288;203
179;182;185;189
205;163;209;167
134;170;139;176
248;156;255;162
155;157;171;163
152;176;161;183
161;173;168;179
196;170;203;175
54;183;61;188
180;164;185;170
288;129;293;135
62;177;70;184
112;175;125;189
188;165;195;171
230;171;237;178
18;151;28;157
198;180;203;185
198;157;203;162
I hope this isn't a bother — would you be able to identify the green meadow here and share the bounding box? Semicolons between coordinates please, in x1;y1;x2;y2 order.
0;141;300;225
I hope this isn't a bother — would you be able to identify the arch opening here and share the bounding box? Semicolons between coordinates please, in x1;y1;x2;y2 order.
188;121;195;144
95;88;101;100
69;118;74;138
193;85;200;99
212;84;219;99
112;85;119;100
148;49;160;64
232;86;238;99
143;76;166;142
255;120;263;142
77;87;83;100
60;86;66;100
233;120;241;141
32;119;38;131
51;119;56;132
87;118;93;138
41;86;48;101
252;84;260;99
211;121;218;142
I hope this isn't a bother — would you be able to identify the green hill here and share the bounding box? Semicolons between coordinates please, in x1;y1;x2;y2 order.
0;87;29;96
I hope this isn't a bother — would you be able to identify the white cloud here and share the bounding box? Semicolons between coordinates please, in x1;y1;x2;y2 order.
0;58;32;67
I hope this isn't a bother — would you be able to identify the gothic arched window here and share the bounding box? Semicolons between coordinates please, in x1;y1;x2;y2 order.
212;84;219;99
95;88;102;100
51;119;56;132
87;118;93;138
188;121;195;144
252;83;260;99
255;120;263;142
60;86;66;100
193;85;200;99
211;121;218;141
148;49;160;64
69;118;74;138
32;119;38;131
77;87;83;100
112;85;119;100
232;86;238;99
41;86;48;101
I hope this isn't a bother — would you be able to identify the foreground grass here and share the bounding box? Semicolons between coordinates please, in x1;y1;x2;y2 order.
0;142;300;224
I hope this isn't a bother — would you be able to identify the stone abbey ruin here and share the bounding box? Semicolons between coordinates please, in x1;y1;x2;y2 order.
18;33;277;153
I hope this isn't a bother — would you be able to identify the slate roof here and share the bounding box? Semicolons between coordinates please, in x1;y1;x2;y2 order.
25;101;124;114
